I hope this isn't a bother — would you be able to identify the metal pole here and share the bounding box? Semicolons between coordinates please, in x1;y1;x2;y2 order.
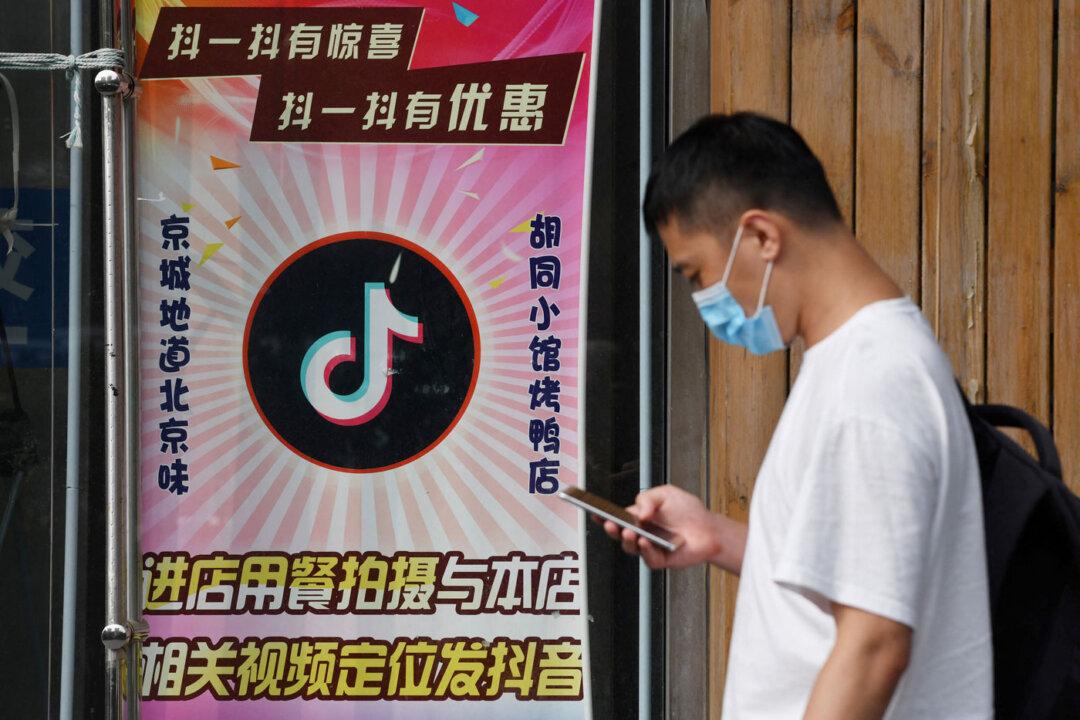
118;0;144;715
96;0;143;717
638;1;653;718
97;62;128;719
59;0;85;714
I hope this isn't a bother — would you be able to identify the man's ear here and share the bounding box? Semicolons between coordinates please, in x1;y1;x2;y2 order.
738;210;783;263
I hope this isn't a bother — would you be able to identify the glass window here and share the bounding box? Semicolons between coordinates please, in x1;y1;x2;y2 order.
0;2;105;717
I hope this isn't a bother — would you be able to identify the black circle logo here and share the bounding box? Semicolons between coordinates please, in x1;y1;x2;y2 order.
244;232;479;472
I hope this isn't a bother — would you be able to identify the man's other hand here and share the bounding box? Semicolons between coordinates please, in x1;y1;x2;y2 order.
598;484;747;574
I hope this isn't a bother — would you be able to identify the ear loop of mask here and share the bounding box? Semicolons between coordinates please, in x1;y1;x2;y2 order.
721;223;773;317
755;261;773;317
719;223;744;287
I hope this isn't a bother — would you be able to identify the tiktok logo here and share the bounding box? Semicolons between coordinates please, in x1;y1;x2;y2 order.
244;233;478;473
300;283;424;425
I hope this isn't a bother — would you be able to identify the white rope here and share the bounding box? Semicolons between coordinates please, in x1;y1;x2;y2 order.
0;72;22;254
0;48;126;149
0;49;125;254
0;50;118;254
0;73;18;216
0;48;125;73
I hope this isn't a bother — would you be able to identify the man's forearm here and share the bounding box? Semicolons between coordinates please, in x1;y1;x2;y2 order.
707;516;748;576
802;633;909;720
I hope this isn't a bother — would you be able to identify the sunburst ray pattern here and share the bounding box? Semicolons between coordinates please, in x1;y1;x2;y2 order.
139;98;590;558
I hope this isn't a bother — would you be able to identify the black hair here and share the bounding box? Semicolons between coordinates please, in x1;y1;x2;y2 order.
642;112;842;239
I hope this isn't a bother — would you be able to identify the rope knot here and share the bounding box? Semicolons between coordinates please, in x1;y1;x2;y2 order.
0;49;128;150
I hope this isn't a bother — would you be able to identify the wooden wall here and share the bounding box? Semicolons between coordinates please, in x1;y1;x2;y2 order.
706;0;1079;710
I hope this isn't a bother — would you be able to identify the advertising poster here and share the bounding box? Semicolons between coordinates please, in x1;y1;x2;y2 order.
134;1;598;717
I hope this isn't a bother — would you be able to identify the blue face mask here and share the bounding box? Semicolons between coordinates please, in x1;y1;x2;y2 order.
691;225;786;355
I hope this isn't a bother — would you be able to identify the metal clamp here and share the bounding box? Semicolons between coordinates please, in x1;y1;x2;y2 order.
100;618;149;652
93;68;134;99
129;618;149;643
100;623;130;652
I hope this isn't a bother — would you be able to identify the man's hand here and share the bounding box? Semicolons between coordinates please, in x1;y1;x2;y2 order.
598;485;748;575
802;604;912;720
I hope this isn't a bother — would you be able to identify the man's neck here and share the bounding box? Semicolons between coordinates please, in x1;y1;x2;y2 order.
795;231;905;350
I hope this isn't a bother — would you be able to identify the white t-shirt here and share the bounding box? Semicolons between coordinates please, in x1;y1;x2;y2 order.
721;297;993;719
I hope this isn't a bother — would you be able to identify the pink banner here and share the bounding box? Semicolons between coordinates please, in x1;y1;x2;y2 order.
135;1;598;717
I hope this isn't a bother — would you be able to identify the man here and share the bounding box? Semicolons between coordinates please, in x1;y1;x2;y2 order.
605;113;993;718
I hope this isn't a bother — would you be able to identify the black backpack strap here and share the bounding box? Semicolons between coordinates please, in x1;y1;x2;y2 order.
972;404;1062;480
954;379;1063;480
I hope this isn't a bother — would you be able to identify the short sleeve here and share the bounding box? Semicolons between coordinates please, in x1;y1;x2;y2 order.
773;416;938;629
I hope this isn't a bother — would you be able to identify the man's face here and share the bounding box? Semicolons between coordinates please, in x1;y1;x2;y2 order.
657;215;770;319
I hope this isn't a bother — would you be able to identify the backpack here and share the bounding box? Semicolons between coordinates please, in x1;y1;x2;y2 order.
959;389;1080;719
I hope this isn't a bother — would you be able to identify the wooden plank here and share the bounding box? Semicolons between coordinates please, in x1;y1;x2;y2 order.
1055;0;1080;490
986;0;1053;426
791;0;856;222
667;1;713;718
708;1;790;716
789;0;855;381
710;0;791;119
855;0;922;300
921;0;987;401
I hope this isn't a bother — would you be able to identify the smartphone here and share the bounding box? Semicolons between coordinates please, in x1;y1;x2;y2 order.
558;486;684;552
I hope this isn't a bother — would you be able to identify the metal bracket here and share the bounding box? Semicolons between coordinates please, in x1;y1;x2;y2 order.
129;617;150;641
93;68;136;99
100;623;130;652
101;618;150;652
